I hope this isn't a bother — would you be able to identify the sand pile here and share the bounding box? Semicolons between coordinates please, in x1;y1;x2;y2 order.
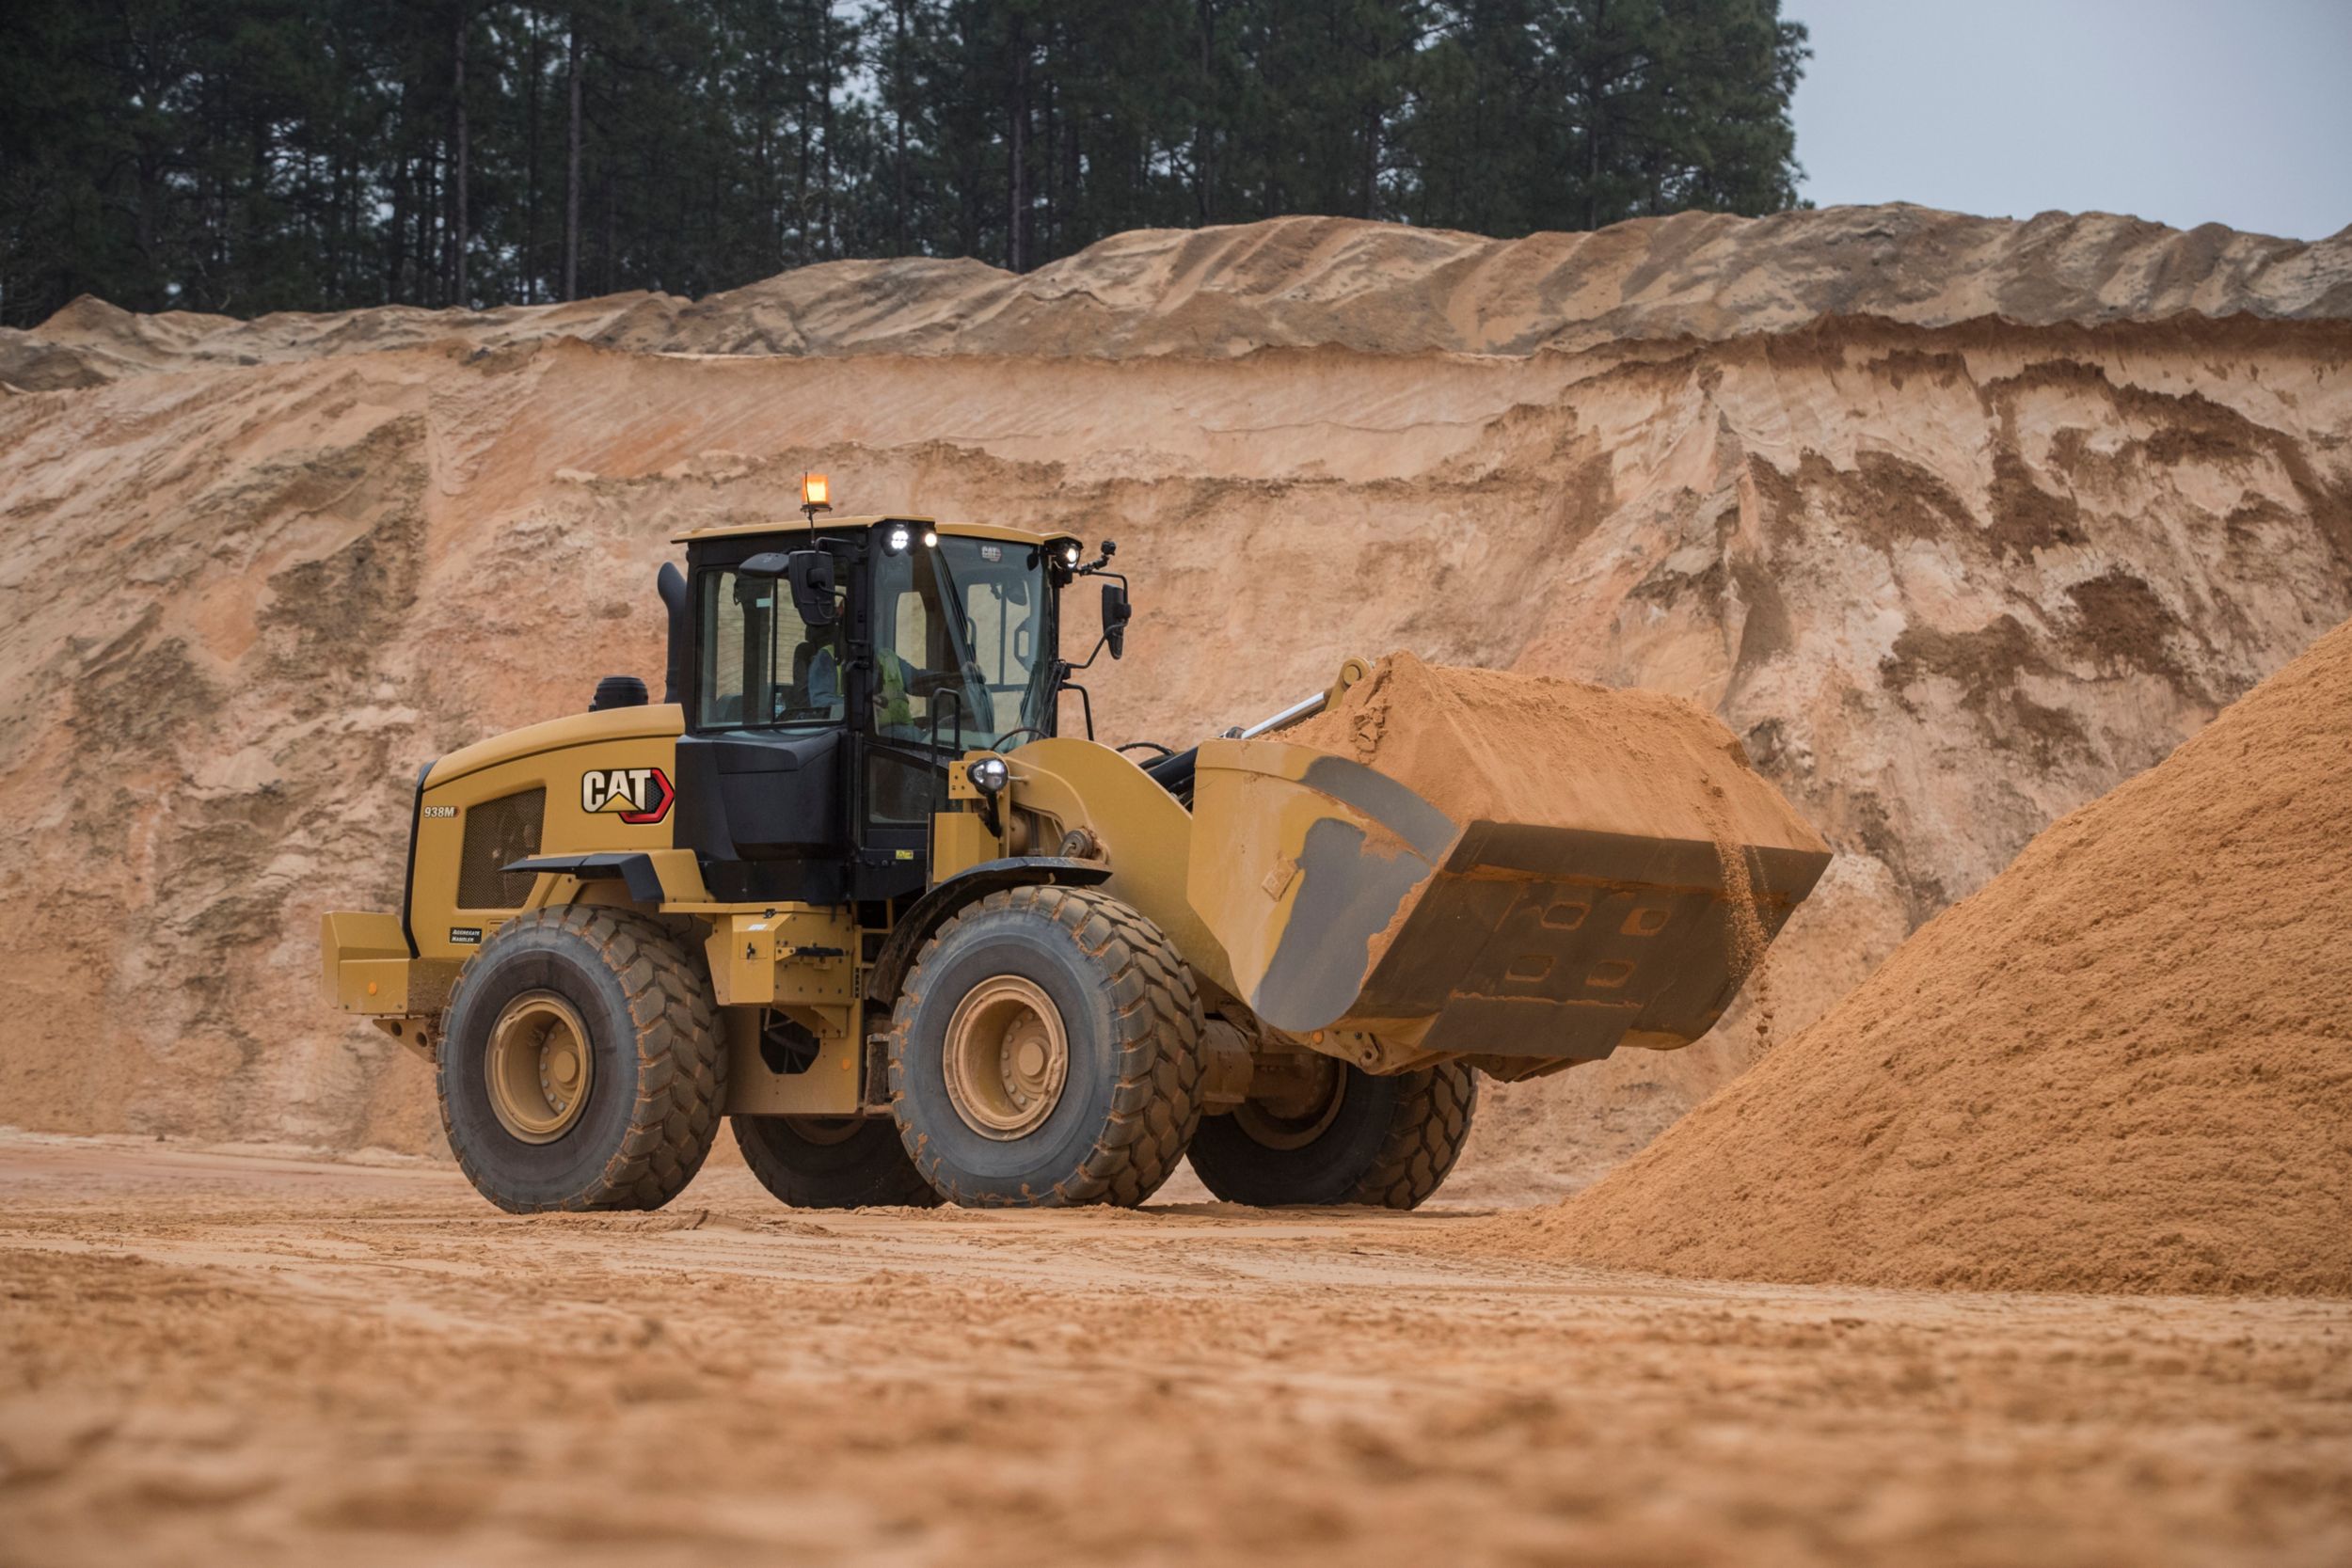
1284;651;1818;1050
1283;651;1827;858
1483;617;2352;1295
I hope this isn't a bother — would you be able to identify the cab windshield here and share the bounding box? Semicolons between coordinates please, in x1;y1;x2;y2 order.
693;531;1051;751
871;533;1052;751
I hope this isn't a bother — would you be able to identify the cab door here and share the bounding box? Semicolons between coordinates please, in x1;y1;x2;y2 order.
674;539;853;904
849;527;953;899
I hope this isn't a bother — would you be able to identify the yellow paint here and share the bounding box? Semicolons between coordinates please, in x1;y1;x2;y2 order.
321;911;463;1017
671;515;1080;551
1187;737;1454;1037
409;716;688;962
424;704;682;790
1007;737;1238;1001
722;1004;863;1116
703;908;857;1008
931;810;1002;879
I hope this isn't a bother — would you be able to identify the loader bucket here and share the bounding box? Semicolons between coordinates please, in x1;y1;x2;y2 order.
1186;738;1831;1065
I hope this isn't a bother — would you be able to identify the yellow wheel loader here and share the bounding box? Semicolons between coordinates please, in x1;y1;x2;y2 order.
323;493;1829;1212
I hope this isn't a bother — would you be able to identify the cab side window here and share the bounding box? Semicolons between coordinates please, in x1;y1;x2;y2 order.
891;592;930;677
698;572;754;727
698;569;839;729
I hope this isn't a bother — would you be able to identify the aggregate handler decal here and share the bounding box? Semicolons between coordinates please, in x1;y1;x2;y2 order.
580;766;674;825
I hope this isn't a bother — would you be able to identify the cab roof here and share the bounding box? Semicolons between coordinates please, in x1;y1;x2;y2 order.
671;515;1075;548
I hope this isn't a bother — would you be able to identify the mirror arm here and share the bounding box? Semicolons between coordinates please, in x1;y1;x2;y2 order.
1061;679;1095;740
1045;658;1096;740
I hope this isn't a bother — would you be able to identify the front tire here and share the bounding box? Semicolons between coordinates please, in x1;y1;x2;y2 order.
437;906;726;1212
888;885;1202;1207
733;1116;940;1209
1187;1057;1477;1210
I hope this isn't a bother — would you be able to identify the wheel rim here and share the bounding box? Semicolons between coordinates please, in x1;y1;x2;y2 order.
485;991;594;1144
1232;1055;1346;1150
941;975;1069;1141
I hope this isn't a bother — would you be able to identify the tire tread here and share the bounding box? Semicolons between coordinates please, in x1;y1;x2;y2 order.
1347;1061;1478;1210
888;884;1202;1208
438;906;725;1212
734;1116;941;1209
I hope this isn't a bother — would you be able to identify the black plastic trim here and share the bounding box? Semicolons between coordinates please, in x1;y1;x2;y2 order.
502;852;669;905
862;856;1113;1005
1142;745;1198;799
658;561;691;707
399;760;434;959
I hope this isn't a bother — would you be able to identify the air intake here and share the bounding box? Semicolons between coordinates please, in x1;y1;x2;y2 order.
457;788;546;909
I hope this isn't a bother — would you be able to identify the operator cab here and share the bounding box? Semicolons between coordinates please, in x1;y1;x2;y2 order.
665;499;1093;905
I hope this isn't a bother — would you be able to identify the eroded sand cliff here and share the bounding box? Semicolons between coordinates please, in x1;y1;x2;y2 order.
2;205;2347;1193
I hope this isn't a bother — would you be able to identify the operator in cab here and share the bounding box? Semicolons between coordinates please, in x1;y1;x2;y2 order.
803;628;946;729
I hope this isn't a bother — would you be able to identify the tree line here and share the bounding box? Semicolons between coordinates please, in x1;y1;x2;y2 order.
0;1;1807;328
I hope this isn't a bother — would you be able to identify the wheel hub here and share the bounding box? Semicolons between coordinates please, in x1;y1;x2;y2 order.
942;975;1069;1141
485;992;594;1144
1232;1054;1346;1150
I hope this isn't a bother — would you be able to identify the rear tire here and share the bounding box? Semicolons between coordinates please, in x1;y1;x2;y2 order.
1187;1057;1477;1210
733;1116;941;1209
888;884;1202;1207
437;906;725;1212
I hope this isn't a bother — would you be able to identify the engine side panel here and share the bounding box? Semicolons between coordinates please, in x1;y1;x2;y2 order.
410;710;686;963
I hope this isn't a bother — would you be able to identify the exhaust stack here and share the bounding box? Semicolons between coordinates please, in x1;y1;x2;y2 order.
657;562;691;707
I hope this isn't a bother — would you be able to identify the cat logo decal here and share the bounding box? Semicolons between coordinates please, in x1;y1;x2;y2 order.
580;767;674;825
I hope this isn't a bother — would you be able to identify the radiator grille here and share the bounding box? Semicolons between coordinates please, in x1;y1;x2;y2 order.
457;788;546;909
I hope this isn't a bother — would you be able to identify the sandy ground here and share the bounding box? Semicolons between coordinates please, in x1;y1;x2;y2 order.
2;1133;2346;1567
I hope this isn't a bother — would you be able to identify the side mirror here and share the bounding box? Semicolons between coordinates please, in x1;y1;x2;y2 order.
787;550;837;627
1101;581;1132;660
737;550;838;626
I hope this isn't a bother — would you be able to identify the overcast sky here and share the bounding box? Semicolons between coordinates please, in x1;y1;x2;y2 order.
1788;0;2352;240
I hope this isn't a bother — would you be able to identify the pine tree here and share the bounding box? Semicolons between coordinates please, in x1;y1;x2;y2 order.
0;0;1806;326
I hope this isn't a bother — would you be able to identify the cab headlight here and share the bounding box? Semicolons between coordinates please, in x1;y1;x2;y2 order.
966;756;1009;796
